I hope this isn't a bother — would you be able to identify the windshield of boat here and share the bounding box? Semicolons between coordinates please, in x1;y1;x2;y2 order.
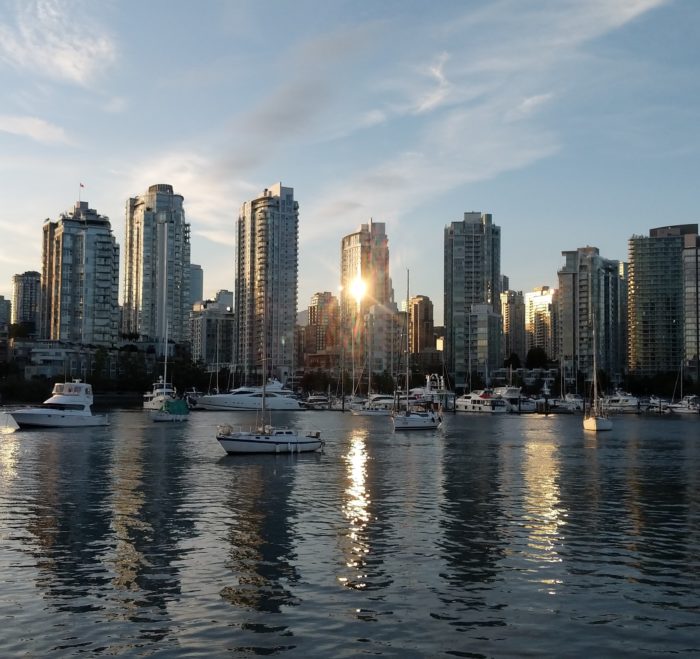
41;403;87;411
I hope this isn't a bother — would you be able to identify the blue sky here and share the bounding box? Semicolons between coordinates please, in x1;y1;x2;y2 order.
0;0;697;323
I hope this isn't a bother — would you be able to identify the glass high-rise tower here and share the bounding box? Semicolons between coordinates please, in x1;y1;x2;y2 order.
234;183;298;384
122;184;191;347
444;212;501;389
40;201;120;345
628;225;697;378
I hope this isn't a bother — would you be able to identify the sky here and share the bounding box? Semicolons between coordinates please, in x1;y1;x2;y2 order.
0;0;698;323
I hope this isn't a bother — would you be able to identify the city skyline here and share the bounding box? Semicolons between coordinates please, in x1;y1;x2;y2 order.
1;1;697;323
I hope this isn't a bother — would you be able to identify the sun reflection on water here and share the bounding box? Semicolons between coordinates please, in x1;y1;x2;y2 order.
338;430;371;589
523;439;566;594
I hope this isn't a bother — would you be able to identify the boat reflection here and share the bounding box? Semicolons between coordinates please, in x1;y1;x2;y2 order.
219;454;301;614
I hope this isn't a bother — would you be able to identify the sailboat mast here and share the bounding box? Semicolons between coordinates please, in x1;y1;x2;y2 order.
162;219;168;386
405;269;410;410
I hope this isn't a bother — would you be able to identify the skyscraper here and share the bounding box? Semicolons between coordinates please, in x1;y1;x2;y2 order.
340;220;395;383
558;246;626;386
628;225;697;378
122;184;191;346
525;286;558;361
190;263;204;306
12;270;41;330
683;233;700;384
340;220;393;317
40;201;120;345
500;289;526;363
408;295;435;354
444;212;501;389
306;291;339;356
234;183;298;383
189;290;234;370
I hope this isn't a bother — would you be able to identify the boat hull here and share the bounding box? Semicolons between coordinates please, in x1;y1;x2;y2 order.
198;397;302;411
392;412;441;430
152;412;189;422
583;415;613;432
217;431;323;454
10;410;109;428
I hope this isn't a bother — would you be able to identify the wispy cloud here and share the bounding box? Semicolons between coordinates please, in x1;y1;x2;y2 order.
298;0;668;244
0;114;71;144
414;52;453;114
0;0;116;85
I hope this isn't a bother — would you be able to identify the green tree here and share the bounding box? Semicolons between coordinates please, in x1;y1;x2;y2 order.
525;347;548;369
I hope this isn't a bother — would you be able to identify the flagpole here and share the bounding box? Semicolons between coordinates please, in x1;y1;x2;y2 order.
79;182;82;204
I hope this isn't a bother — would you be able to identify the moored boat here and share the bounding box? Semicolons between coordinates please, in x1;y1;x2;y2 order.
583;315;612;432
198;379;303;411
391;271;441;432
9;380;109;429
601;390;642;414
455;390;509;413
152;398;190;422
216;424;324;454
143;376;177;411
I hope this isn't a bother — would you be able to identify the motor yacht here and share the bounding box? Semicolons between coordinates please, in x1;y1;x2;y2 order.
198;379;303;411
455;390;509;413
9;380;109;429
143;376;177;410
601;390;642;414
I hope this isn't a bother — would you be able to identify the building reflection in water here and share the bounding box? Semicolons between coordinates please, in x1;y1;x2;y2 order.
107;422;195;633
25;429;114;612
219;455;300;615
338;430;371;590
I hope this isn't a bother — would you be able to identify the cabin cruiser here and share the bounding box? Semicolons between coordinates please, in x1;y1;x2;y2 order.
352;394;395;416
198;379;303;411
601;390;642;414
455;390;509;413
143;376;177;410
409;374;455;411
306;394;331;410
9;380;109;428
668;395;700;414
647;395;671;414
492;386;536;413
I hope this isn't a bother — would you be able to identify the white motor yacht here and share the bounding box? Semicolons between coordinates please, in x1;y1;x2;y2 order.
351;394;395;416
198;379;302;411
492;386;536;413
455;390;509;413
10;380;109;429
306;394;331;410
143;376;177;410
601;390;642;414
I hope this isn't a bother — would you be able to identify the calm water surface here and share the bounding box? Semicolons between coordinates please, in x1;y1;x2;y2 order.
0;409;698;657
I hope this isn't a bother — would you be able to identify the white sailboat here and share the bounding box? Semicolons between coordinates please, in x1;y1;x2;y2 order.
216;298;323;454
392;270;441;431
150;221;188;423
583;313;612;432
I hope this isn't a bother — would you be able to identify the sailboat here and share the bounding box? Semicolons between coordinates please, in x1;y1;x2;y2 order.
216;297;323;454
583;312;612;432
150;219;188;422
392;270;441;431
352;313;392;416
668;360;700;414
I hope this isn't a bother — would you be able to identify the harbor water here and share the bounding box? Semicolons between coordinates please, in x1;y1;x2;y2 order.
0;409;698;657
